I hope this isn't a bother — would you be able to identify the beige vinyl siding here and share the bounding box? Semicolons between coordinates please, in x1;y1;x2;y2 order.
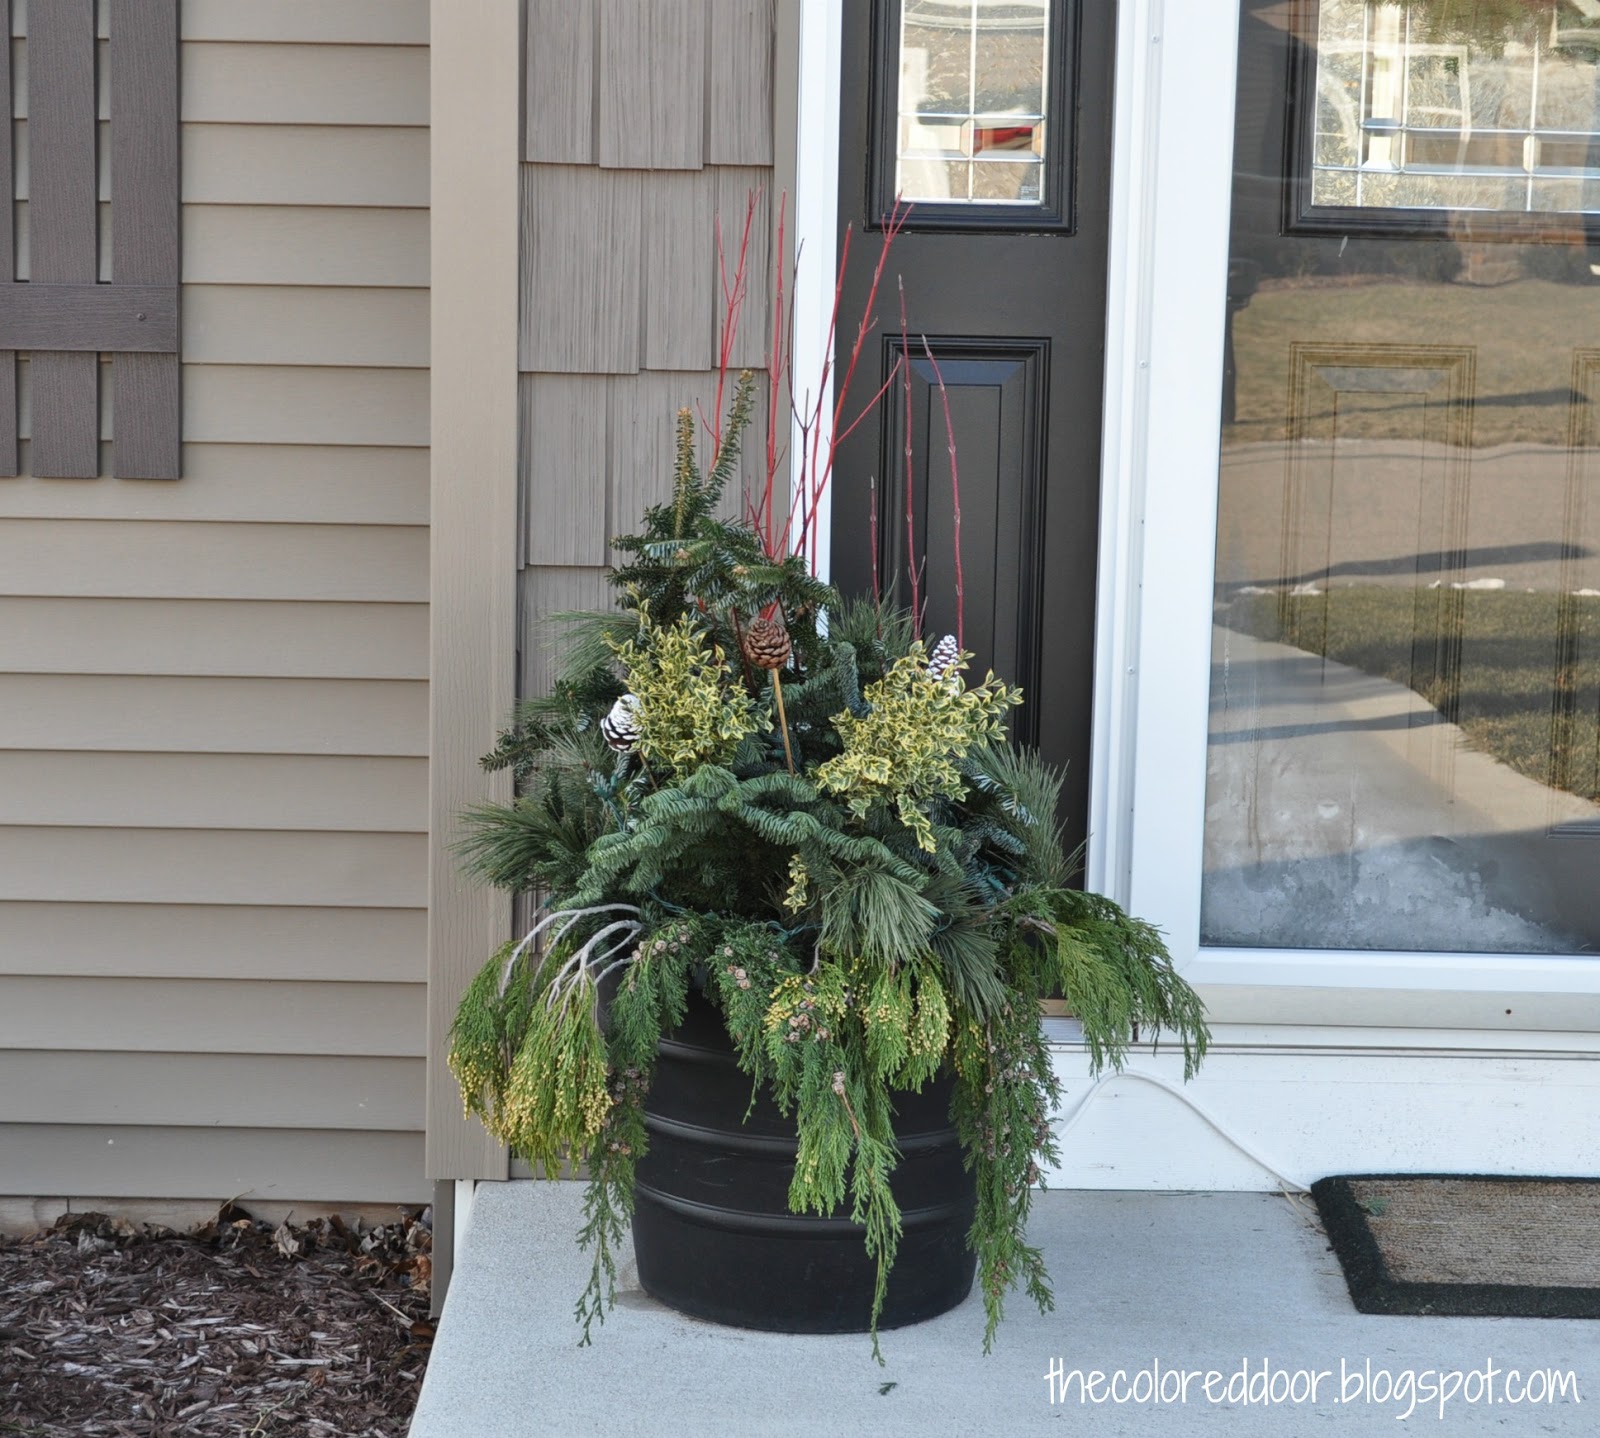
10;0;429;43
0;753;427;830
13;42;427;125
14;206;430;287
0;978;422;1056
0;14;429;1205
15;365;431;447
178;368;430;446
0;903;424;982
0;444;427;523
0;1052;422;1130
0;519;427;600
13;123;430;207
0;676;427;755
182;287;430;367
0;598;426;678
0;828;424;921
0;1127;424;1204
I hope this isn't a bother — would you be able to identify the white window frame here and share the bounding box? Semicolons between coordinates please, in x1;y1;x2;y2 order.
793;0;1600;1034
1092;0;1600;1031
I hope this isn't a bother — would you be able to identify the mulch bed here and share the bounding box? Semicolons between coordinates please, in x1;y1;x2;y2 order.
0;1204;434;1438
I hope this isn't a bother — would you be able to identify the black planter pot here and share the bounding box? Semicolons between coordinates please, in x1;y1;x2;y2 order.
631;988;978;1333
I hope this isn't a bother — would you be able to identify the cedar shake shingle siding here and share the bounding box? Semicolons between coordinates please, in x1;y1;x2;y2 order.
518;0;777;699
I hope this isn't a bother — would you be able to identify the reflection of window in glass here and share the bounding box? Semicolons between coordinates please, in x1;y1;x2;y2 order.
895;0;1050;206
1311;0;1600;214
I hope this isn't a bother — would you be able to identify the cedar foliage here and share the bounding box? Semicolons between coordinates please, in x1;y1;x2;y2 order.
448;379;1209;1357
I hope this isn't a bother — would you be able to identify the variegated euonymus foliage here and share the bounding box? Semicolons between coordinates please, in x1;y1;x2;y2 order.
449;374;1208;1359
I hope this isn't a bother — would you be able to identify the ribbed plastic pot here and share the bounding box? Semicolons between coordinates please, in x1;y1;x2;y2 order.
631;988;978;1333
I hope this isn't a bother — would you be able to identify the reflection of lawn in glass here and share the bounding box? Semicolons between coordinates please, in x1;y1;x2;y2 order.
1224;278;1599;449
1222;588;1600;802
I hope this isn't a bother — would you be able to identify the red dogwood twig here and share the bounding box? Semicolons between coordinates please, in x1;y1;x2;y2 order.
700;188;964;653
705;191;759;478
783;200;912;574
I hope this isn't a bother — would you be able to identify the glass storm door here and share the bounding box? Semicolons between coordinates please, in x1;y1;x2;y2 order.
832;0;1115;857
1204;0;1600;957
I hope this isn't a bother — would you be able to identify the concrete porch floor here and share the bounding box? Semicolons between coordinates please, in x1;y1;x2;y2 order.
410;1181;1592;1436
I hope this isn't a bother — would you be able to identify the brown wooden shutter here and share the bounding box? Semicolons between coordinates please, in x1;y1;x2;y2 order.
0;0;181;479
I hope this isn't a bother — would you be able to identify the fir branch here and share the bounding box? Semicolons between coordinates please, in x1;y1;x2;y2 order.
963;742;1069;889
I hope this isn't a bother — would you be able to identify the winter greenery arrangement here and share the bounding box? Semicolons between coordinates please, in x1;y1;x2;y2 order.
446;198;1209;1356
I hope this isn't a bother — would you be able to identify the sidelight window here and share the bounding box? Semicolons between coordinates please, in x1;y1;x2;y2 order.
1202;0;1600;956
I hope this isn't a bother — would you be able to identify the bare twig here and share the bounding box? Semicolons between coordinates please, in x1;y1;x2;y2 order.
501;905;643;998
921;337;964;648
869;473;881;611
898;276;920;637
542;919;646;1009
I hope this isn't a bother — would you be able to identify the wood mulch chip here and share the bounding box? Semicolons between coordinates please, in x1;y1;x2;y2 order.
0;1204;434;1438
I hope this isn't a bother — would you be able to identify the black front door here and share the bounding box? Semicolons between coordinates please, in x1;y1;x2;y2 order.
832;0;1115;857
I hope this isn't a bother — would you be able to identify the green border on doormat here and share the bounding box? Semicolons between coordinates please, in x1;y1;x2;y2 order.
1312;1174;1600;1320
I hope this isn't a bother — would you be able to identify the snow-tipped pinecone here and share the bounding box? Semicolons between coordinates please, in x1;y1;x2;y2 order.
601;694;642;752
742;615;792;670
927;634;960;679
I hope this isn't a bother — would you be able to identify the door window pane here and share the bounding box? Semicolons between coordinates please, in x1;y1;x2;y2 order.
895;0;1050;206
1204;1;1600;954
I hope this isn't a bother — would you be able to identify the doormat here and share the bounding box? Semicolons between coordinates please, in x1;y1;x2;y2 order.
1311;1175;1600;1319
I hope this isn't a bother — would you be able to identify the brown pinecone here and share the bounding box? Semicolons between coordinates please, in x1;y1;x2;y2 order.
742;615;792;670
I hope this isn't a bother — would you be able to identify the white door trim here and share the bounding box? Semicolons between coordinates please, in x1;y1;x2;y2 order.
789;0;844;585
1086;0;1168;901
1104;0;1237;960
1040;1033;1600;1190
